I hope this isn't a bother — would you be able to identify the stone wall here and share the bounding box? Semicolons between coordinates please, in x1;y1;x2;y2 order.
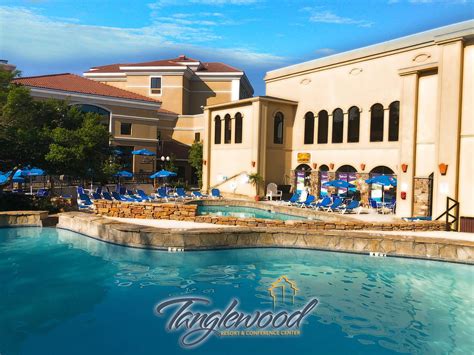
413;177;432;217
93;200;445;232
58;212;474;264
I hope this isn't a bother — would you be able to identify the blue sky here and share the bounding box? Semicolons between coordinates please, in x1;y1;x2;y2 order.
1;0;473;95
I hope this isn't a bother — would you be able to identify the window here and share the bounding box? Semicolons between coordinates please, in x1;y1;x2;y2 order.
317;110;328;144
120;122;132;135
194;132;201;142
347;106;360;143
304;112;315;144
157;129;162;141
388;101;400;141
273;112;284;144
224;114;232;144
150;77;162;95
117;145;134;169
370;103;384;142
332;108;343;143
214;116;221;144
235;112;243;144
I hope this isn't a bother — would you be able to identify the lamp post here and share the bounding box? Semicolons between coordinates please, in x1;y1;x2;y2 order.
161;155;170;169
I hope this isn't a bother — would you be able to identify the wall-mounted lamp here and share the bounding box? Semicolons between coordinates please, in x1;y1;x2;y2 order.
401;163;408;173
251;161;256;167
329;163;334;170
360;163;366;171
203;160;207;166
439;163;448;175
312;163;317;170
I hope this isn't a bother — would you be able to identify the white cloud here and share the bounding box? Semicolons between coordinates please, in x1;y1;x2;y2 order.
314;48;337;56
302;8;373;28
0;6;283;68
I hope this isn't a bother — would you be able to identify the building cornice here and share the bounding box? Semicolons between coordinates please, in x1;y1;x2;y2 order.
204;95;298;110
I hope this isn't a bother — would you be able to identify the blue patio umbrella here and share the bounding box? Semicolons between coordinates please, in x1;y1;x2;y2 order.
132;149;156;156
114;170;133;178
149;170;177;179
323;179;355;188
15;168;46;194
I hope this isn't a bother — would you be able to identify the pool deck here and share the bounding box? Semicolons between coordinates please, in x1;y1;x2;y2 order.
57;212;474;264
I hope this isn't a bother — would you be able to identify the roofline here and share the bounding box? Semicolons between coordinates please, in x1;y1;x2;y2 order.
204;95;298;110
265;20;474;82
25;87;162;108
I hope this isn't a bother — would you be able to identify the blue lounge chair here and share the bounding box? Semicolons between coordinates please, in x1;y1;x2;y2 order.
155;187;173;202
92;192;102;200
325;197;343;212
339;200;360;214
77;186;85;196
284;193;300;206
78;193;94;210
313;196;332;210
299;194;316;208
36;189;49;197
176;187;190;200
126;189;142;202
102;191;114;201
137;189;153;201
192;191;208;199
211;188;222;199
112;191;133;202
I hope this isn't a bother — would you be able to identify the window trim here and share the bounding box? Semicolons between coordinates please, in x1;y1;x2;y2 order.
149;76;162;96
332;108;344;144
235;112;243;144
304;111;315;145
347;106;360;143
273;112;284;145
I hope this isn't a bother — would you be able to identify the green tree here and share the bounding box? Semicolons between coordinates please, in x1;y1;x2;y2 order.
188;141;203;188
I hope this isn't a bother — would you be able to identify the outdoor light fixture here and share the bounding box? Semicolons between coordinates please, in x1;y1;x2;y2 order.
401;163;408;173
203;160;207;166
161;155;170;162
329;163;334;170
251;161;256;167
360;163;366;171
439;163;448;175
312;163;317;169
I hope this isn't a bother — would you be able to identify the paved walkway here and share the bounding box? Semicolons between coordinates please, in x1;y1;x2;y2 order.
106;217;234;230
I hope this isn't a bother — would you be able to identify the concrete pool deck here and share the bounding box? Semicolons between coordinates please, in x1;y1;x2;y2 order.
56;212;474;264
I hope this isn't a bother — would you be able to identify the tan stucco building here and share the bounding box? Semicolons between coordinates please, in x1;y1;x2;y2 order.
202;20;474;227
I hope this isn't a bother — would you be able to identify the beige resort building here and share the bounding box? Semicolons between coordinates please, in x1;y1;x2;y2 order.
14;56;253;182
202;20;474;228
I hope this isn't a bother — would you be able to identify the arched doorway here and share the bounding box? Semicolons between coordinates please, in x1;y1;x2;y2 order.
368;166;397;204
294;164;311;193
335;165;358;198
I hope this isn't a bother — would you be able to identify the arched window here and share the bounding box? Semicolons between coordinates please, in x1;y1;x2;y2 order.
347;106;360;143
370;166;394;175
235;112;243;144
317;110;328;144
304;112;315;144
388;101;399;141
274;112;284;144
370;103;384;142
74;104;110;128
332;108;343;143
224;114;232;144
214;115;221;144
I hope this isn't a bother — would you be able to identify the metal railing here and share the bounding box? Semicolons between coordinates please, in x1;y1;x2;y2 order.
435;197;460;231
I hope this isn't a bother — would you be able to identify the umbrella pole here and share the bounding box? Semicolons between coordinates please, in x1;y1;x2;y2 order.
30;176;33;195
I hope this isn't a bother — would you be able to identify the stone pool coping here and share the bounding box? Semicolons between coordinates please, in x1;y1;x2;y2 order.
0;211;49;227
57;212;473;264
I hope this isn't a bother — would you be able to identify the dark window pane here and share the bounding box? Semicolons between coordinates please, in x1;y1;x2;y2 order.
304;112;314;144
224;114;232;144
370;103;384;142
151;77;161;88
274;112;284;144
235;112;243;144
194;132;200;142
317;110;328;144
348;106;360;143
120;122;132;135
332;108;343;143
388;101;399;141
214;116;221;144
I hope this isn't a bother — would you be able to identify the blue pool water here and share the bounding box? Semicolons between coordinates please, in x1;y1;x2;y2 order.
1;227;473;355
197;205;309;221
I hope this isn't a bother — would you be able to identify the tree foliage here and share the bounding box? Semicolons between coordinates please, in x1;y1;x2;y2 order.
0;68;113;183
188;141;203;188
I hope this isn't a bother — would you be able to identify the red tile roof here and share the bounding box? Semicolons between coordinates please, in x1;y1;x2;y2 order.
86;56;242;74
13;73;161;104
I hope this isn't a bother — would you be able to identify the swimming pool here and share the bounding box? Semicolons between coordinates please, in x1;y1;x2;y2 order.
1;227;473;354
197;205;309;221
